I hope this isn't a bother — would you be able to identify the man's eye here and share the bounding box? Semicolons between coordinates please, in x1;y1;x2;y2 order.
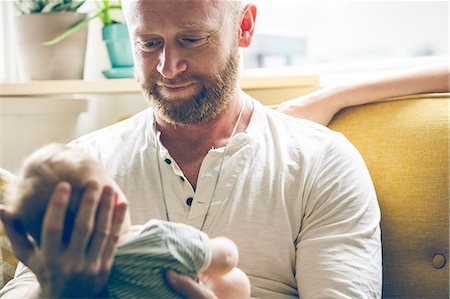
181;37;208;46
136;40;162;52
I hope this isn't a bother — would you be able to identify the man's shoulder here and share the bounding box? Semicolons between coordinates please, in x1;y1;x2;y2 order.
251;101;358;165
72;109;150;146
253;101;340;145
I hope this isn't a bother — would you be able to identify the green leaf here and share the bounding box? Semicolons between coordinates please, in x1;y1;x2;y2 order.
68;0;86;12
94;0;105;23
13;1;28;14
42;14;91;46
102;0;112;25
14;0;86;14
42;5;122;46
42;2;61;13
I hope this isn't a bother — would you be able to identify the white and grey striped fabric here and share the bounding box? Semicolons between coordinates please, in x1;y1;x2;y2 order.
107;219;211;299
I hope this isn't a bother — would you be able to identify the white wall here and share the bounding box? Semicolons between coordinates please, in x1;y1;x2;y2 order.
250;1;448;65
81;1;449;75
2;1;448;80
0;1;20;83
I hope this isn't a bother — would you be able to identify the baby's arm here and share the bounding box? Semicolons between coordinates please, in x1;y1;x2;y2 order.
278;62;449;125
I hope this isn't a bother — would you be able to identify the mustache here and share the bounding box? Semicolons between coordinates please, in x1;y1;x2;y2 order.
151;74;198;86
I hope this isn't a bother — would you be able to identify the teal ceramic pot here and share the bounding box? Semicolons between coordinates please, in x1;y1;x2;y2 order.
102;23;134;68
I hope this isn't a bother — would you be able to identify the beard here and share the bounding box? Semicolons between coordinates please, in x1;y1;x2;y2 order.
136;47;240;126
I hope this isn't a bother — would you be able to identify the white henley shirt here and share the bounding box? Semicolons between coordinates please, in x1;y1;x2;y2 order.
0;97;382;298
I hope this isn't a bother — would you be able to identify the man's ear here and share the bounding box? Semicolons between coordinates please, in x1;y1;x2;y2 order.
239;4;257;48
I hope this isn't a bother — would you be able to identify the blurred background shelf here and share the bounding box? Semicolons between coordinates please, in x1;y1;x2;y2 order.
0;75;319;172
0;75;319;105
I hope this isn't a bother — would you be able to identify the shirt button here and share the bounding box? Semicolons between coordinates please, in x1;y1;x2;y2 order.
164;158;172;165
186;197;193;206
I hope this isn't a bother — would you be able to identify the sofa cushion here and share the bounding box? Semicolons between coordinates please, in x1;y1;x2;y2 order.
0;168;19;288
329;93;449;298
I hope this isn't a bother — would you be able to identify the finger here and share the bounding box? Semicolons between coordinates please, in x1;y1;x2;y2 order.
100;201;127;269
87;186;115;261
166;270;218;299
41;182;71;256
67;181;100;256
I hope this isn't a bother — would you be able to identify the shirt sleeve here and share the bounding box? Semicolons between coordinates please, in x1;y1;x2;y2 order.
151;220;211;274
0;262;39;299
296;132;382;299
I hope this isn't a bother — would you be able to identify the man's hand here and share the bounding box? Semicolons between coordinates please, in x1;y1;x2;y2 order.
0;181;127;298
166;270;218;299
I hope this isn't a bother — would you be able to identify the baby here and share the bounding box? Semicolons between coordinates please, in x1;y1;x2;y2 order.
9;143;250;299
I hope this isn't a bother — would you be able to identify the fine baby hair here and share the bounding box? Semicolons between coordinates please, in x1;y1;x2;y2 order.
10;143;104;246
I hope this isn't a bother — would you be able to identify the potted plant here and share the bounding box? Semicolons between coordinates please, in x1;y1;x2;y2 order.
100;2;134;79
45;0;134;78
13;0;89;80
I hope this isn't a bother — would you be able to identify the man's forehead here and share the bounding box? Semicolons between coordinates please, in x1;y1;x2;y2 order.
123;0;227;13
123;0;229;31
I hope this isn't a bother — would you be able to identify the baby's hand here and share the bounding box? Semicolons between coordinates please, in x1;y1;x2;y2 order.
205;237;239;276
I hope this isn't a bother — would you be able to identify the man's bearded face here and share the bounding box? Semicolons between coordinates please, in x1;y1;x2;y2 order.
137;47;240;126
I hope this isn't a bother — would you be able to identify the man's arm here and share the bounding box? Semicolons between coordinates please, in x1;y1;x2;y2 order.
0;181;127;298
296;133;382;298
278;62;449;125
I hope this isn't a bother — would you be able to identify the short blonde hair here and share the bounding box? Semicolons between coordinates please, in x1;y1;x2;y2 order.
227;1;244;33
11;144;102;245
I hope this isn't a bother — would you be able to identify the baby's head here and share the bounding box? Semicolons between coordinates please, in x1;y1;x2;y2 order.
10;143;129;246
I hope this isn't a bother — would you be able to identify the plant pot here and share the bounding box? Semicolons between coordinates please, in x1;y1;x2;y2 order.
102;23;134;68
14;13;88;81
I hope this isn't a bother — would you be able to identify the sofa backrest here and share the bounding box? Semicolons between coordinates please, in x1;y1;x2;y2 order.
329;93;449;299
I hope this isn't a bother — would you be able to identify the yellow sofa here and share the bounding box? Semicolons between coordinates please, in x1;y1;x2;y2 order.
329;93;449;299
0;93;448;298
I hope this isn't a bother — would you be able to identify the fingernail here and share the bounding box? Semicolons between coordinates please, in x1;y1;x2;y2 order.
103;186;113;197
86;180;99;191
56;181;70;193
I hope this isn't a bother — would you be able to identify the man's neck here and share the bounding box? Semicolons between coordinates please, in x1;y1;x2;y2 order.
155;94;251;153
154;93;253;189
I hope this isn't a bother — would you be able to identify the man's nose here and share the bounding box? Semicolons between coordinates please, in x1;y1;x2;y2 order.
156;44;187;79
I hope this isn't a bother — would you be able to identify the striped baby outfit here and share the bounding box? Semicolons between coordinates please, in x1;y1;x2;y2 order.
107;219;211;299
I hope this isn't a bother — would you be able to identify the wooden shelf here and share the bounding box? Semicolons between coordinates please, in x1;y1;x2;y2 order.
0;79;139;96
0;75;319;96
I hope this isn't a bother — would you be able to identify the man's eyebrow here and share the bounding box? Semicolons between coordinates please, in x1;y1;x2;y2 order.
133;28;154;35
178;22;201;29
177;21;216;30
132;23;216;35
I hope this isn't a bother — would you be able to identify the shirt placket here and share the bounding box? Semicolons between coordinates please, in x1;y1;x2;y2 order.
158;145;194;223
186;150;223;230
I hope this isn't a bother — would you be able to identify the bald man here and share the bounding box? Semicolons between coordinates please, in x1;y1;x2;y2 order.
0;1;381;298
